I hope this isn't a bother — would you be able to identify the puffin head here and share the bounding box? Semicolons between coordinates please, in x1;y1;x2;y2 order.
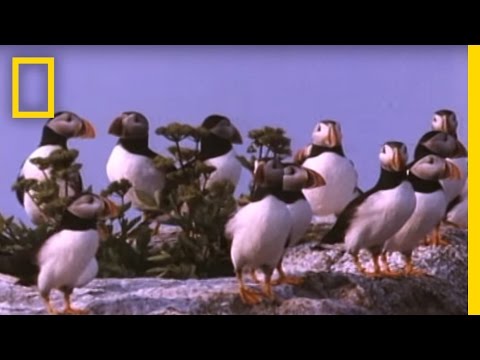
67;193;120;220
108;111;150;139
311;120;343;148
379;141;408;172
253;158;284;189
282;163;326;192
46;111;96;139
417;131;467;158
201;114;243;144
409;154;462;181
432;109;458;136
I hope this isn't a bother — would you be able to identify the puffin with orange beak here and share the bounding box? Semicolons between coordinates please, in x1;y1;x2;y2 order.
431;109;468;230
295;120;360;218
382;154;462;276
0;193;119;315
414;130;468;245
315;142;417;277
15;111;96;225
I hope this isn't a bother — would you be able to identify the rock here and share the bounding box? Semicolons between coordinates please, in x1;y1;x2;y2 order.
0;227;467;315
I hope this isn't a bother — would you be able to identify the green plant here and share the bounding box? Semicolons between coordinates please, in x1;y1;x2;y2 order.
133;122;238;279
236;126;292;199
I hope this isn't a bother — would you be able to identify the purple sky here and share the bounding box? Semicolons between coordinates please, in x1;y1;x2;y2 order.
0;46;468;224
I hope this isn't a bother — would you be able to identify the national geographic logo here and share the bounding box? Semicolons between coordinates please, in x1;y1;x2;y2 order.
11;57;55;118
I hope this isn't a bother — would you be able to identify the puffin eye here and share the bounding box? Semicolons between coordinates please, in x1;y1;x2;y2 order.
66;116;72;122
382;146;386;154
428;157;434;164
87;196;95;204
317;125;322;132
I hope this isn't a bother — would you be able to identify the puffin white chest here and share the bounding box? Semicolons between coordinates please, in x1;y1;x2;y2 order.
345;181;416;253
106;145;165;195
22;145;62;180
384;190;447;254
228;195;292;271
37;229;100;292
440;157;467;203
204;149;242;189
302;152;358;216
286;199;313;247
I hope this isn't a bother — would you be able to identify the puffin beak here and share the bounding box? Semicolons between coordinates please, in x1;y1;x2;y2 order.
78;120;97;139
294;147;309;165
440;119;449;134
391;148;404;172
443;160;462;180
108;116;125;137
230;125;243;144
102;198;120;218
327;126;340;147
454;141;468;157
304;168;326;188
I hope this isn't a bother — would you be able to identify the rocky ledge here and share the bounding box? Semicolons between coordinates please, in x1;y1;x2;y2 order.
0;227;467;315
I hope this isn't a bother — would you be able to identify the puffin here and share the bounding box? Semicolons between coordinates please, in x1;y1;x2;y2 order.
316;142;416;277
249;160;326;286
431;109;468;229
226;159;326;305
197;114;243;190
382;154;461;276
413;130;467;245
0;193;119;315
15;111;96;225
295;120;360;217
106;111;175;213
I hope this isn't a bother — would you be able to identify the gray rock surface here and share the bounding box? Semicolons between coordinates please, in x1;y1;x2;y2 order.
0;227;467;315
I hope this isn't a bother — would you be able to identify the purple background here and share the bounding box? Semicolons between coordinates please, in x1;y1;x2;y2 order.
0;46;468;224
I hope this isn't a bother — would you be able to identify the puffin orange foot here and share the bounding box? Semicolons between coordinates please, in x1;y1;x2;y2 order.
63;305;90;315
272;275;305;286
239;286;263;305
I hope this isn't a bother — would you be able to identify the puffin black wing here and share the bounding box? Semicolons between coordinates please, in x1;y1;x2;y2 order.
15;176;25;206
446;194;462;214
319;187;377;246
14;161;27;206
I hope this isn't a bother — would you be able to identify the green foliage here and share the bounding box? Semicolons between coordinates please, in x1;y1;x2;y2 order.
133;121;238;278
236;126;293;198
97;180;152;278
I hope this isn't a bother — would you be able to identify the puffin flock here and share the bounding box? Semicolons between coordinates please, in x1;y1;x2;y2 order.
0;109;468;313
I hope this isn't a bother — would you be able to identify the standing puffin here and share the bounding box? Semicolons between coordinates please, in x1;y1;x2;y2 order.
413;130;467;245
106;111;174;213
317;142;416;277
249;160;326;286
431;109;468;229
226;159;326;305
295;120;360;217
15;111;96;225
0;193;119;315
382;155;461;276
197;114;243;190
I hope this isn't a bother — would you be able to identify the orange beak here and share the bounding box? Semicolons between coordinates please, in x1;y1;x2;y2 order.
444;160;462;180
305;169;327;188
102;198;120;218
78;120;97;139
391;149;405;172
327;126;340;147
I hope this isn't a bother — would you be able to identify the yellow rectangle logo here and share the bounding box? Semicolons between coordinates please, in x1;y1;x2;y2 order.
11;57;55;118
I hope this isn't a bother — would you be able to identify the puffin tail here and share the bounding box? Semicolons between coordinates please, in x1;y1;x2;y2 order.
311;226;343;251
0;251;38;286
